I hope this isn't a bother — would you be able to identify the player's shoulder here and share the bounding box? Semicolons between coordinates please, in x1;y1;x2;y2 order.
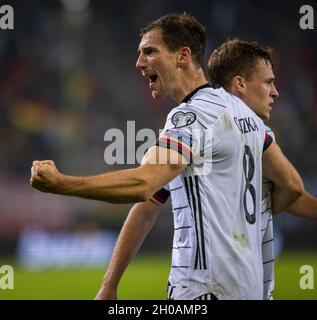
165;103;197;129
265;125;276;141
168;87;229;127
189;86;229;113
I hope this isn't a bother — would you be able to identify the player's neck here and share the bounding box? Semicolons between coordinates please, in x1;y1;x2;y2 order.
172;68;208;104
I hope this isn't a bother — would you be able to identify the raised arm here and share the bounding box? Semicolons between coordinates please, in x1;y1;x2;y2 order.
262;141;304;214
95;199;162;300
30;146;187;204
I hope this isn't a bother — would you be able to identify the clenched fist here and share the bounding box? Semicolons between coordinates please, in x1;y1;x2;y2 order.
30;160;62;193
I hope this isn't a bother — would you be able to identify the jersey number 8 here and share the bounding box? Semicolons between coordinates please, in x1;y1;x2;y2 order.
243;145;256;224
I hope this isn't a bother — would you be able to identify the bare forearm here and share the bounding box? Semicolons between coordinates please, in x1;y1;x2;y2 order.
271;185;302;214
57;167;151;203
286;191;317;220
263;142;304;214
101;201;160;292
31;147;187;204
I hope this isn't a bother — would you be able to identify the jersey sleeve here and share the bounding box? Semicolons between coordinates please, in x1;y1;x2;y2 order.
263;133;273;152
156;105;203;164
150;186;171;205
262;123;275;152
265;125;276;141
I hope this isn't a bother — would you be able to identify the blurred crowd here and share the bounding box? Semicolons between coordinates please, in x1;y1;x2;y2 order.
0;0;316;251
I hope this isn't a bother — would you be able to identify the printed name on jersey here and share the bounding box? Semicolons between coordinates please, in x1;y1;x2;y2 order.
234;117;259;134
172;111;196;128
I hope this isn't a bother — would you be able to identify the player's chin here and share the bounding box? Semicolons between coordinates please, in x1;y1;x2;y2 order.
262;113;270;120
261;108;271;120
266;105;273;118
266;110;272;120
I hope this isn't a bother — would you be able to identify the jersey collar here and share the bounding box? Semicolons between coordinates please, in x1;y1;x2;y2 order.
181;83;211;104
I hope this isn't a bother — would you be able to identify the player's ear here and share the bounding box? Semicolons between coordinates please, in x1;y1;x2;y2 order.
232;75;247;95
225;75;246;97
177;47;191;68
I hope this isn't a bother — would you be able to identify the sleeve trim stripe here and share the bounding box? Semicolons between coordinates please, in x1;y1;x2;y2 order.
156;137;193;162
263;133;273;152
149;197;165;206
152;188;171;204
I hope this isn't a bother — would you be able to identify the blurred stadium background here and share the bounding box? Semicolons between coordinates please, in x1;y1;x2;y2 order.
0;0;316;299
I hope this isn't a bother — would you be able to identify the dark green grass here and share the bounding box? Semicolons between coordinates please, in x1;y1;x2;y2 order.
0;251;316;300
274;252;317;299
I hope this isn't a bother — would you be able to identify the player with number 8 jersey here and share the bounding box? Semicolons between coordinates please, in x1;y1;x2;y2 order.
154;84;272;300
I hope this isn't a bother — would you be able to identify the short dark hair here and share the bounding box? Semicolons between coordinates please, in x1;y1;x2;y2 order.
140;13;206;67
208;39;274;88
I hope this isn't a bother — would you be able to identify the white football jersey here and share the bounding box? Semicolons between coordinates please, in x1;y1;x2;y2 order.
261;126;275;300
156;85;272;300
